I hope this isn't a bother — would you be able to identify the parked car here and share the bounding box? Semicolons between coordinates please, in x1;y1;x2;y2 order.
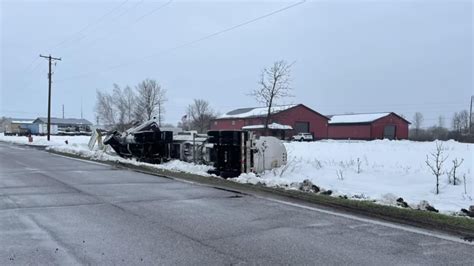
292;132;313;141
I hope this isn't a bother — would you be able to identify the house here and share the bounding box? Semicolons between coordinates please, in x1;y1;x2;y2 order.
32;117;93;134
210;104;329;139
327;112;410;140
27;123;59;135
3;118;35;135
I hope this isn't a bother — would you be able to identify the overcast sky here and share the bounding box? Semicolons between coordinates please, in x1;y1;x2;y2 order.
1;0;472;127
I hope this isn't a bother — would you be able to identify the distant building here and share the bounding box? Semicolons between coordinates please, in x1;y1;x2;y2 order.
327;112;410;140
32;117;93;134
211;104;410;141
27;122;58;135
3;118;35;135
210;104;329;140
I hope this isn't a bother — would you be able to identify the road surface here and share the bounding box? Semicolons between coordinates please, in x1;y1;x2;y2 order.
0;142;473;265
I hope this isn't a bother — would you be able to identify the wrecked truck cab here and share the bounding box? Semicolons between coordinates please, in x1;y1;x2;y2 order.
103;119;173;163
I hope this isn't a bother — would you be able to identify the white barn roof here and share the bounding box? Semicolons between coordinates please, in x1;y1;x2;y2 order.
11;119;35;124
242;123;293;130
219;104;297;119
328;113;391;124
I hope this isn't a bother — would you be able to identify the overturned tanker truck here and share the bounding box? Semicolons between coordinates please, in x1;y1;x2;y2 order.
103;119;173;163
102;119;287;178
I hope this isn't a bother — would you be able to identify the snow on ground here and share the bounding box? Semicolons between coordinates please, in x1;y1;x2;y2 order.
234;140;474;214
1;133;473;214
0;133;90;147
0;133;213;177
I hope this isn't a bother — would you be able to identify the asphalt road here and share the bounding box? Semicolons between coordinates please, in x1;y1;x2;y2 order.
1;142;473;265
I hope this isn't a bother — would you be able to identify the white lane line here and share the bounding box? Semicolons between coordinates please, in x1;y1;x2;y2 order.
50;153;111;167
6;145;28;151
259;197;474;246
14;160;32;168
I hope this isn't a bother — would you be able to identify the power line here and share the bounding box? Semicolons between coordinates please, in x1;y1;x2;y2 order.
51;0;130;51
13;0;130;92
56;0;306;82
19;60;44;90
61;0;146;50
112;0;145;21
19;57;40;74
314;101;466;108
59;0;171;59
133;0;172;23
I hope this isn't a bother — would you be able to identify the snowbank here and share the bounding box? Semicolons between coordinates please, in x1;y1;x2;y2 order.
0;133;90;147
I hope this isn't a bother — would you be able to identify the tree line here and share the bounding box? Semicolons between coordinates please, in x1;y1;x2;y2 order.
95;79;218;132
410;111;473;142
95;60;294;133
95;79;167;131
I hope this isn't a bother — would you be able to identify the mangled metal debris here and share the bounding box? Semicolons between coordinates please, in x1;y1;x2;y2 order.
103;119;173;163
102;119;287;178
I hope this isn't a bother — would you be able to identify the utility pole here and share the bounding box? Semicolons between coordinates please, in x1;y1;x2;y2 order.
40;54;61;141
62;104;65;119
81;97;83;119
470;95;473;134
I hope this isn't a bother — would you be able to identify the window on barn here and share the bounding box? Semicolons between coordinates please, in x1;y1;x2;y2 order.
232;120;235;125
214;121;217;125
383;125;396;139
295;121;309;133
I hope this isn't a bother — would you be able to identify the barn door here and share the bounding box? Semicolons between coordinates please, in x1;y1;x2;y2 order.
295;122;309;133
383;125;396;139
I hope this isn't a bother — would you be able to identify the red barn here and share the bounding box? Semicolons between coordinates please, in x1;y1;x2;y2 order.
210;104;329;140
327;112;410;140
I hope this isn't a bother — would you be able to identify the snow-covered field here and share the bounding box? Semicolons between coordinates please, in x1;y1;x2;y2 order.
236;140;473;214
1;133;472;214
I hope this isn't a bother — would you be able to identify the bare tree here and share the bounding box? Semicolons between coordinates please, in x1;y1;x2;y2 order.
452;110;469;133
156;88;167;126
134;79;166;123
413;112;424;137
452;112;461;132
438;115;445;128
425;141;448;195
458;110;469;133
111;84;137;130
123;85;135;124
250;60;293;132
186;99;216;133
95;90;116;127
447;158;464;185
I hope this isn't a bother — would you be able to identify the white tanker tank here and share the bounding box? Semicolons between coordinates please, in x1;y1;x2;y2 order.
252;136;287;174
